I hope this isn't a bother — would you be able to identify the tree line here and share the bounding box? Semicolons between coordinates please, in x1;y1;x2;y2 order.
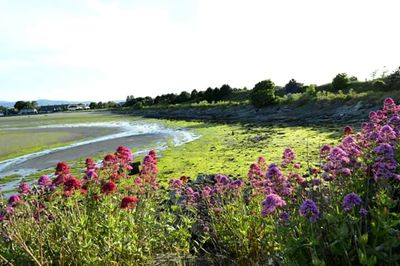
123;67;400;109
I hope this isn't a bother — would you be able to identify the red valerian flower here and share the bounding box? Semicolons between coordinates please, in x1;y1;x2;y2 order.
64;176;81;191
55;162;71;175
120;196;139;209
101;181;117;194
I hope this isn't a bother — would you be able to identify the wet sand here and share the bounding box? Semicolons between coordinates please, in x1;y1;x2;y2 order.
0;127;120;159
0;133;168;178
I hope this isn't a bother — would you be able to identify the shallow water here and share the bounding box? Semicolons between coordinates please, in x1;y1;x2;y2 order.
0;121;200;191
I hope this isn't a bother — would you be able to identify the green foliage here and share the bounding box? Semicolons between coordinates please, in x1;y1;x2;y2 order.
250;79;276;108
14;101;38;111
373;79;387;90
332;73;351;91
284;79;305;94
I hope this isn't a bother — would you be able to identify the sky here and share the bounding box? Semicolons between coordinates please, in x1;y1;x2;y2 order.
0;0;399;102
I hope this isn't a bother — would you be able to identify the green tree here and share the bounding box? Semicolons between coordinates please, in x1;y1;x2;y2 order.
332;73;351;90
250;79;276;108
89;102;97;109
176;91;191;103
283;79;304;94
204;87;214;103
14;101;29;111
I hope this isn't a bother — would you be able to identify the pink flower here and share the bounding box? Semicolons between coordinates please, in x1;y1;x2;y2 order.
18;182;31;195
8;195;21;206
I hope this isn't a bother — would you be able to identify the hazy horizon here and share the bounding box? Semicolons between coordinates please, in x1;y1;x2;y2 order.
1;0;399;102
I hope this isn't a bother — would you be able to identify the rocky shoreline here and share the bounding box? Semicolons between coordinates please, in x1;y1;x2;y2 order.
117;100;380;126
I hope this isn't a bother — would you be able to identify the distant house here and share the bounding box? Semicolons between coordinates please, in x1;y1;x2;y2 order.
0;111;4;116
19;108;38;115
67;103;89;111
39;105;67;113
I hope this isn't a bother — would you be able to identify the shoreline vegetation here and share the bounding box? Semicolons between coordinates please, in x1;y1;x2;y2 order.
0;68;399;264
1;98;400;264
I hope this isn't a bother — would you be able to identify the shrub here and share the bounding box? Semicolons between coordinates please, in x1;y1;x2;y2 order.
373;79;387;90
250;79;276;108
332;73;351;91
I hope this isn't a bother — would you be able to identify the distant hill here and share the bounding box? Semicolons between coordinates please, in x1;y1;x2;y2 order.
0;100;92;108
0;101;14;108
36;99;91;106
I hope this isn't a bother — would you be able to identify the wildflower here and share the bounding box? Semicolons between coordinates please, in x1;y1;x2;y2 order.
148;150;157;162
261;194;286;217
55;162;70;175
116;146;133;161
64;176;81;191
282;148;295;166
293;162;301;169
378;125;397;143
320;144;331;158
344;126;353;135
248;163;262;179
85;158;97;169
120;196;139;209
383;97;396;111
38;175;52;187
101;181;118;194
201;186;213;199
8;195;21;206
169;179;183;190
359;207;368;217
279;212;290;222
5;206;15;214
266;163;284;180
186;187;200;202
342;193;362;212
231;179;244;189
134;177;142;185
103;154;117;167
48;214;55;221
18;182;31;195
299;199;320;221
374;143;394;158
311;178;321;186
215;174;231;185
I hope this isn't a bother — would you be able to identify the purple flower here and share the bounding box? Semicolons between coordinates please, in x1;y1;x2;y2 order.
282;148;295;166
261;194;286;217
342;193;362;212
38;175;52;187
266;163;283;179
359;207;368;217
374;143;394;158
378;125;397;143
320;144;331;158
18;182;31;195
279;212;290;222
299;199;320;222
8;195;21;206
231;179;244;189
215;174;231;186
169;179;183;190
